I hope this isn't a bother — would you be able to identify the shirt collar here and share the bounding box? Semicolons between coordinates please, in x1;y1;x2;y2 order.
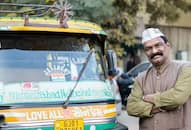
153;59;171;75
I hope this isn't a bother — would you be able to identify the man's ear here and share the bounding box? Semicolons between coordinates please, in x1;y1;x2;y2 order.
166;42;170;47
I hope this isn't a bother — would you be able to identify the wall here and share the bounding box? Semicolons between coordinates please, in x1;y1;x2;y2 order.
160;26;191;60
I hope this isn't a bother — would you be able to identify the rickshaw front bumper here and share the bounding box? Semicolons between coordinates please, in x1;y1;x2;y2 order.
109;123;128;130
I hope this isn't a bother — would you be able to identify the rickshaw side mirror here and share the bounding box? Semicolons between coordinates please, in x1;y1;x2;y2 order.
106;50;119;77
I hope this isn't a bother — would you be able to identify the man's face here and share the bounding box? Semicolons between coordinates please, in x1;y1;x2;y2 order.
144;37;170;66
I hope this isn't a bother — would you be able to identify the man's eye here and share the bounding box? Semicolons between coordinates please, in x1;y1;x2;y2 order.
144;48;151;52
155;44;160;48
155;42;164;48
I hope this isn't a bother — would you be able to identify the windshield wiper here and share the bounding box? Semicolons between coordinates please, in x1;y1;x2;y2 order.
63;50;93;109
0;105;15;110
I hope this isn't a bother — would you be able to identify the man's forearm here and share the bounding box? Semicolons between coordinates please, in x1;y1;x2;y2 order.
127;80;154;117
152;67;191;108
143;94;178;111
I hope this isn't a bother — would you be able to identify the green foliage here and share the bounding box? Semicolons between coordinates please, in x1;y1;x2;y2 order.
100;0;142;56
0;0;57;17
45;0;55;3
69;0;114;24
0;0;190;56
146;0;191;25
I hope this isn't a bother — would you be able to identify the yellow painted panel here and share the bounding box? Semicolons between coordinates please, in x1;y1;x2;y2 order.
0;104;116;123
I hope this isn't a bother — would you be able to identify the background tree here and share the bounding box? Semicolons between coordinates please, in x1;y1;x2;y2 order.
101;0;142;57
70;0;191;57
0;0;191;57
146;0;191;25
100;0;191;57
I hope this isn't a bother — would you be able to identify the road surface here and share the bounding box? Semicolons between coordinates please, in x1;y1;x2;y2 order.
117;110;139;130
116;93;139;130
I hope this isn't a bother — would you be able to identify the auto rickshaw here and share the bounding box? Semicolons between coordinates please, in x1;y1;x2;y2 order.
0;1;127;130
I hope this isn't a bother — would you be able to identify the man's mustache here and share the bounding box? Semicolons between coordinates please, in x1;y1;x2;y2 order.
150;52;163;59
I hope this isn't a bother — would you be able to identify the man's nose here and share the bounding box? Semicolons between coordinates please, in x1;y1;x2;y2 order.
152;47;158;54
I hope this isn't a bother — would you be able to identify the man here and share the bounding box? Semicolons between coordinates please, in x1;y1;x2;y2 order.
127;28;191;130
117;73;134;107
126;51;141;72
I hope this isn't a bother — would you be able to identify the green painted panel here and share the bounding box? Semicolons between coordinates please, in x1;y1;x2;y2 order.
7;122;116;130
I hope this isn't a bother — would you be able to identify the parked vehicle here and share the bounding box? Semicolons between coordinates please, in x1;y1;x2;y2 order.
117;62;151;106
0;4;127;130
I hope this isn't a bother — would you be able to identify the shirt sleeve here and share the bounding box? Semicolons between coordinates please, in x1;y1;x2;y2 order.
153;67;191;108
127;80;153;117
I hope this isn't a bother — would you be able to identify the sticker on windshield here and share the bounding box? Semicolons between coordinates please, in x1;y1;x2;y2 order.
44;55;71;81
22;82;39;90
44;65;68;81
71;57;85;64
43;52;91;81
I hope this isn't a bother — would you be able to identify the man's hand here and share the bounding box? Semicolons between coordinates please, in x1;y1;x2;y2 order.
151;107;161;114
143;94;167;114
143;94;155;104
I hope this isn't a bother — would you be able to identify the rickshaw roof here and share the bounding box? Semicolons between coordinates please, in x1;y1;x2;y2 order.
0;17;107;36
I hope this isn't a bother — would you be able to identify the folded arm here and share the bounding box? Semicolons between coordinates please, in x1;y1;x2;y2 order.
145;67;191;108
127;80;154;117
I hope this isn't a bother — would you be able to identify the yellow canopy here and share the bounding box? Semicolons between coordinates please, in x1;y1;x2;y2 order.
0;17;106;35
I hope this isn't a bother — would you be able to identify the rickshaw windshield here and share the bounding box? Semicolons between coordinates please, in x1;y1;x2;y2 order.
0;34;105;83
0;49;102;83
0;34;109;105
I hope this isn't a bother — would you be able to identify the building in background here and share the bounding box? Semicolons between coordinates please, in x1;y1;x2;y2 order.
136;6;191;61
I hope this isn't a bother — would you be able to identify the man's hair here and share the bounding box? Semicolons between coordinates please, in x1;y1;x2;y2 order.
160;36;168;44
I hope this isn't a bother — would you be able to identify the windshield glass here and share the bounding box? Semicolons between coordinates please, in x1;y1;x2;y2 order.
0;33;105;82
0;33;111;105
0;49;100;82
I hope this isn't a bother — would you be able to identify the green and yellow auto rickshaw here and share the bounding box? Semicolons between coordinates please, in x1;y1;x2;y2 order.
0;2;128;130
